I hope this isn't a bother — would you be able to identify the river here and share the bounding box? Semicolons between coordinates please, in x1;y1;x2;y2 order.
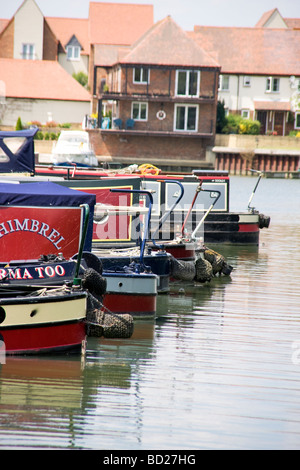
0;175;299;450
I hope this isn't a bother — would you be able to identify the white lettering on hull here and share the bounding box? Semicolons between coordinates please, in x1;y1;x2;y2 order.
0;265;66;280
0;218;65;249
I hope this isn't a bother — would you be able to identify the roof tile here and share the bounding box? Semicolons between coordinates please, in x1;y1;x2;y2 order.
0;58;91;101
190;26;300;75
121;16;220;68
89;2;153;45
46;17;89;54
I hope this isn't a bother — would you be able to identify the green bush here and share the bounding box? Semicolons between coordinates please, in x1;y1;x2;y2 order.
72;71;88;88
50;132;57;140
34;131;44;140
221;114;260;135
60;123;71;128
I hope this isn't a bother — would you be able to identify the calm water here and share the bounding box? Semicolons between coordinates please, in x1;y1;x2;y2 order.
0;176;299;450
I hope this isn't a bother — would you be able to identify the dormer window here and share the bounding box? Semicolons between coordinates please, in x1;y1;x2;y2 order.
22;43;35;60
65;35;82;61
67;45;80;60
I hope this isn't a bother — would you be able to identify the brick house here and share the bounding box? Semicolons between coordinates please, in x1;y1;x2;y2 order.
91;16;220;164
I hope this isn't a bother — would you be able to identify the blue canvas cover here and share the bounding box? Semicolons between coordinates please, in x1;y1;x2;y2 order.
0;129;37;173
0;181;96;251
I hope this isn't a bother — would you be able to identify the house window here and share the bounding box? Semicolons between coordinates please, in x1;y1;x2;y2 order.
266;77;280;93
243;76;251;87
241;109;250;119
175;70;200;97
66;45;80;61
132;102;148;121
22;43;35;60
295;113;300;129
133;68;149;84
174;104;198;132
219;75;229;91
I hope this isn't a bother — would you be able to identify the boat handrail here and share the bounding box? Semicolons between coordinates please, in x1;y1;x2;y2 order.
151;180;184;248
110;188;153;270
73;203;90;285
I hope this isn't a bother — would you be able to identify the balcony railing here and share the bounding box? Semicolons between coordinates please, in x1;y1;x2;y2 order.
98;90;215;103
94;117;214;138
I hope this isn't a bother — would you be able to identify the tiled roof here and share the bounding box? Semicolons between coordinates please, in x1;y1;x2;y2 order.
254;100;291;111
0;58;91;101
46;17;89;54
120;16;220;68
190;26;300;75
285;18;300;30
89;2;153;45
93;44;130;66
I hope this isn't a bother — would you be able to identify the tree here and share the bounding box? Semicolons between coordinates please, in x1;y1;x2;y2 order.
15;116;23;130
72;71;88;88
216;100;226;133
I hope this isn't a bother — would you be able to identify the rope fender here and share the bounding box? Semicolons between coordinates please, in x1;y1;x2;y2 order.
169;248;233;283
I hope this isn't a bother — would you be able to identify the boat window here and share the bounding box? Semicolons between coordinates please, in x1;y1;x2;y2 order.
0;137;27;162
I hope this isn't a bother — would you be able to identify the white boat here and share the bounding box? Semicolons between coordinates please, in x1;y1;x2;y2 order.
51;131;98;167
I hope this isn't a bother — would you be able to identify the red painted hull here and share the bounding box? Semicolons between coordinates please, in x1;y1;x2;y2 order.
103;293;156;318
1;321;86;355
158;244;196;260
238;223;259;233
0;286;87;356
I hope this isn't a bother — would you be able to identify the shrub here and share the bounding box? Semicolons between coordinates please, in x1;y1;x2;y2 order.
15;116;23;130
60;123;71;128
216;100;226;133
221;114;260;135
34;131;44;140
72;71;88;88
46;121;58;128
29;120;42;128
221;114;241;134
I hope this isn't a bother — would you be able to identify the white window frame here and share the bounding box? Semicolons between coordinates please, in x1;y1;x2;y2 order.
175;70;200;97
66;45;80;61
22;43;35;60
295;112;300;129
241;109;250;119
133;67;150;84
266;76;280;93
243;76;251;87
219;75;229;91
131;101;148;121
174;104;199;132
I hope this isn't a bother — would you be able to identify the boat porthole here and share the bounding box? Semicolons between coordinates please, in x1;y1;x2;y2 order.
118;282;123;287
30;309;38;317
0;307;6;324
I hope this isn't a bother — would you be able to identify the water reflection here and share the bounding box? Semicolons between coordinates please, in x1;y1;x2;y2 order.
0;321;156;449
